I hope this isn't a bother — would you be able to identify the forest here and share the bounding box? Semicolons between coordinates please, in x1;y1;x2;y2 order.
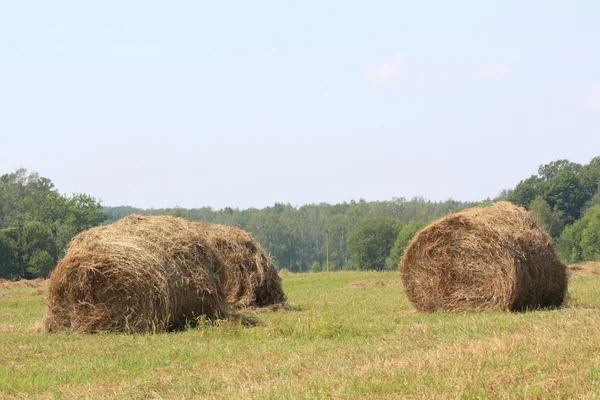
1;156;599;279
0;169;105;279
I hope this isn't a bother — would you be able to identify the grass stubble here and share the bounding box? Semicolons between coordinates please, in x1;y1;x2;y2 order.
1;268;600;399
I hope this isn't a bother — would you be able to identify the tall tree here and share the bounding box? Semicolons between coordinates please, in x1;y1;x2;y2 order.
557;204;600;263
507;176;539;209
385;221;427;270
22;221;56;277
348;216;402;271
68;193;106;232
580;156;600;201
529;196;564;239
0;169;105;278
0;229;19;279
537;159;581;181
539;169;586;224
0;169;37;276
324;214;350;270
581;210;600;261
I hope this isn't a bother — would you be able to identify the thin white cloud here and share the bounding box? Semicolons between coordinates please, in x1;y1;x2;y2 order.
365;55;404;84
480;63;513;80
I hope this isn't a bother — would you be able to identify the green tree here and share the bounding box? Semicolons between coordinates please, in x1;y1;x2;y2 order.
323;214;350;270
0;169;106;279
539;169;586;224
171;207;184;218
0;229;19;279
0;169;31;276
39;192;73;262
507;159;591;227
248;212;297;271
529;196;564;238
557;204;600;263
68;193;106;232
537;159;581;181
579;156;600;199
0;169;59;276
557;223;581;263
348;216;402;271
385;221;426;270
51;193;106;263
26;250;54;278
587;188;600;209
494;189;512;201
310;261;321;273
22;221;56;278
581;211;600;261
507;176;539;209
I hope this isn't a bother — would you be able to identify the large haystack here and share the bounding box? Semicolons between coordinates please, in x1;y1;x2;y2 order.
400;202;568;312
43;215;227;333
202;223;285;307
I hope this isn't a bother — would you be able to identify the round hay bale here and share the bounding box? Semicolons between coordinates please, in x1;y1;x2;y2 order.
278;268;293;277
399;202;568;312
43;215;227;333
202;223;286;308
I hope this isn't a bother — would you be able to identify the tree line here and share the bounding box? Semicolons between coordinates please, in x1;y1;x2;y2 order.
1;156;599;279
505;157;600;263
0;169;105;279
100;155;600;270
104;198;483;273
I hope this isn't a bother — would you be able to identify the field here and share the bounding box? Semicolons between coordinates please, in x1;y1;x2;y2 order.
1;268;600;399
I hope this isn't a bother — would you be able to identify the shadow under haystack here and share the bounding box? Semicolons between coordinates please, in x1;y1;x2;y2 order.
43;215;227;333
400;202;568;312
202;223;286;308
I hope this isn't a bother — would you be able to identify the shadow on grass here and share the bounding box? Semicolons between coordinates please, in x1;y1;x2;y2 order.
236;302;303;314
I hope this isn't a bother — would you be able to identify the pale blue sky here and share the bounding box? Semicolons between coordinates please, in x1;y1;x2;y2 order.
1;1;599;209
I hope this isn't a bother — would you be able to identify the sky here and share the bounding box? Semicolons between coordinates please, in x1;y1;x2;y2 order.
1;1;599;209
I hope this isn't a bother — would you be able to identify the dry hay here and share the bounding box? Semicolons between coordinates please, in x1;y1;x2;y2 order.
345;282;366;289
43;215;227;333
400;202;568;312
202;223;285;308
0;324;16;333
0;288;47;300
278;268;294;277
0;278;47;290
345;280;387;289
23;288;46;297
568;262;600;278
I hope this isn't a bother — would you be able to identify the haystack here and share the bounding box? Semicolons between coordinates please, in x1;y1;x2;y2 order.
278;268;293;277
202;223;285;307
43;215;227;333
0;278;47;290
400;202;567;312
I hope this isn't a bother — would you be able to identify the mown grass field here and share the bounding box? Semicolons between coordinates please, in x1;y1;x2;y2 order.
1;269;600;399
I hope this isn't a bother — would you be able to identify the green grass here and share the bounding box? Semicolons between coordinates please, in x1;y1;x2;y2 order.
2;271;600;399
